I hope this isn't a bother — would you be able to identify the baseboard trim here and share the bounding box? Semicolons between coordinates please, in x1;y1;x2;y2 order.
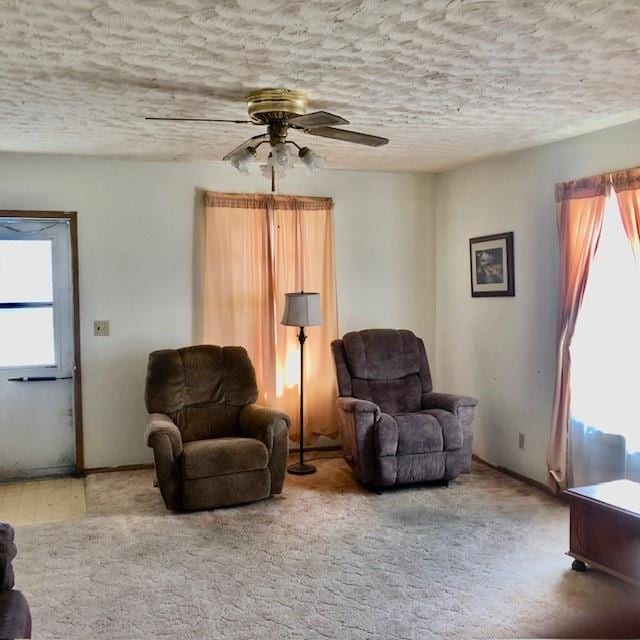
0;465;76;483
472;454;555;497
84;463;154;475
84;449;342;475
290;445;342;453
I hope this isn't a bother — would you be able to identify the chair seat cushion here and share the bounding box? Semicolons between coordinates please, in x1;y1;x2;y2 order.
396;413;444;454
182;437;268;480
375;410;463;457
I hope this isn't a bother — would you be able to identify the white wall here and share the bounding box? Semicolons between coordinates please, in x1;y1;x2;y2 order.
434;119;640;484
0;155;435;468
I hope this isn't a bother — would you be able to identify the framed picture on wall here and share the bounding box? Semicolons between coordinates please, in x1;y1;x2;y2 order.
469;232;515;297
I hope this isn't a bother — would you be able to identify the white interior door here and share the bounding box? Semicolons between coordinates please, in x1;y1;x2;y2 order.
0;218;76;481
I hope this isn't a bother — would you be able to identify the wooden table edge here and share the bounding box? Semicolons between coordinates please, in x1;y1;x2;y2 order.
563;489;640;519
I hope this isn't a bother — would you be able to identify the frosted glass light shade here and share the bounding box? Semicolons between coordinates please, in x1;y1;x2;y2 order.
229;147;256;174
298;147;325;175
281;292;322;327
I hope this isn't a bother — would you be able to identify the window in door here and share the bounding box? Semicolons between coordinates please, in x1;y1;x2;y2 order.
0;239;56;368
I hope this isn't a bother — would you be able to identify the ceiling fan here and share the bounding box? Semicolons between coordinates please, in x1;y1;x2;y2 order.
146;88;389;183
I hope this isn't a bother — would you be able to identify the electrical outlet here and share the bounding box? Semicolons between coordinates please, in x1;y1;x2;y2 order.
518;433;525;450
94;320;110;336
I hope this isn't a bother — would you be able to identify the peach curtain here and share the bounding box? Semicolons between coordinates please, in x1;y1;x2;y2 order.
202;191;338;441
547;176;608;492
613;168;640;261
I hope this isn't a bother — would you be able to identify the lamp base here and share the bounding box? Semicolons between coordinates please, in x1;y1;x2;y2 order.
287;462;316;475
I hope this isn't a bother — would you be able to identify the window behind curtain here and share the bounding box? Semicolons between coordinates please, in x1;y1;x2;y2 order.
570;193;640;484
202;192;338;442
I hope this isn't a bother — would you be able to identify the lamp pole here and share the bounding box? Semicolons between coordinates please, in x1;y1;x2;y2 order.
288;324;316;475
297;326;306;469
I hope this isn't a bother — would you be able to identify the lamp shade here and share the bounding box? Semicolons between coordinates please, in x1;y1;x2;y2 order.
281;292;323;327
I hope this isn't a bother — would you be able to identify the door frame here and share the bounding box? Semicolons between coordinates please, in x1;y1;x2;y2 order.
0;210;84;475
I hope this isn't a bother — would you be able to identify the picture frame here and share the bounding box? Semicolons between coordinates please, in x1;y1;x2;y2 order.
469;232;515;297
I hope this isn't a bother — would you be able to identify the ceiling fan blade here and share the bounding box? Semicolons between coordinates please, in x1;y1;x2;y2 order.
288;111;349;129
222;134;268;161
305;126;389;147
146;116;253;124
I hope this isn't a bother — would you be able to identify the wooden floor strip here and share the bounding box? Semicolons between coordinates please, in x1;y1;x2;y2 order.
0;477;86;526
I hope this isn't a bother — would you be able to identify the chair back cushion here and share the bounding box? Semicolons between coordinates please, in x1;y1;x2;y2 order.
145;345;258;442
333;330;432;414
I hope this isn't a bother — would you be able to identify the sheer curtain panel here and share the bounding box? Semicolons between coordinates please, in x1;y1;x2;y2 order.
547;176;608;492
202;192;338;442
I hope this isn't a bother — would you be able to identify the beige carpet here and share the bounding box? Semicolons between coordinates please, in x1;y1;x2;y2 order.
11;458;637;639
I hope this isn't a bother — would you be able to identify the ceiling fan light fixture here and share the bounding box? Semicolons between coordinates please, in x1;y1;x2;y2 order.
272;142;292;167
147;87;389;185
259;163;272;180
229;146;257;174
298;147;325;175
260;152;289;179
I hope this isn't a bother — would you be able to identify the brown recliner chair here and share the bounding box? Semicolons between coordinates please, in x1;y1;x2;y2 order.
144;345;290;510
332;329;478;488
0;523;31;640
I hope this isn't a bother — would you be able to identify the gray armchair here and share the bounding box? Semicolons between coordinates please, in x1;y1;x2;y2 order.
144;345;290;510
332;329;477;488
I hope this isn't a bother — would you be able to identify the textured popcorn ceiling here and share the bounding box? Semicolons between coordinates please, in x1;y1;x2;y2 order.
1;0;640;172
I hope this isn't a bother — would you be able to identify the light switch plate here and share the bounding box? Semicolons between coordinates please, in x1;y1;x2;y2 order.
94;320;110;336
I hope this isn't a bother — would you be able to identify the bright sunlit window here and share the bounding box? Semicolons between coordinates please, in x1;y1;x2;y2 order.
0;239;56;368
570;193;640;453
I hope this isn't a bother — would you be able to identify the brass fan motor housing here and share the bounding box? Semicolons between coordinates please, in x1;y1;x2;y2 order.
246;88;308;125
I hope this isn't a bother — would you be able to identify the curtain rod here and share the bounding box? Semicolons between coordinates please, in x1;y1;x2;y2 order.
556;164;640;190
203;191;333;210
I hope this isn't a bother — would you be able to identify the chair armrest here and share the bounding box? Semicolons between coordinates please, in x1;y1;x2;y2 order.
240;405;290;496
0;523;16;592
336;397;380;484
239;405;290;453
144;414;182;510
337;397;381;420
422;392;478;413
144;413;183;458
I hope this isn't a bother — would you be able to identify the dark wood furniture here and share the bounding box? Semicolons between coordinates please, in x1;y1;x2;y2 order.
565;479;640;586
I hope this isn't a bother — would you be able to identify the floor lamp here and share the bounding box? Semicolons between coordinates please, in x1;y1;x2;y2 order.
281;291;323;475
